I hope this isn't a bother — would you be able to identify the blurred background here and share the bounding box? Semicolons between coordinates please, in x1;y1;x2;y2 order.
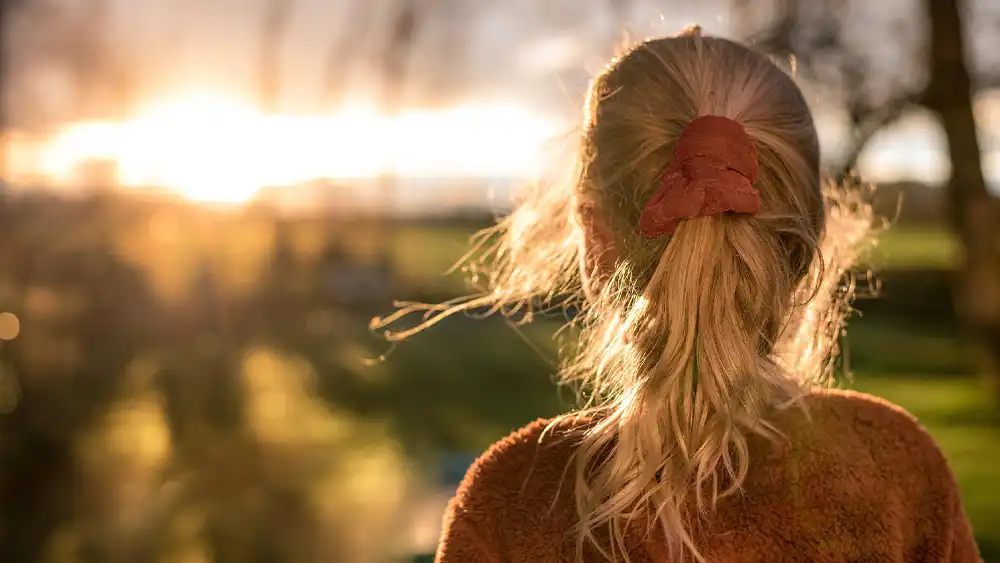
0;0;998;561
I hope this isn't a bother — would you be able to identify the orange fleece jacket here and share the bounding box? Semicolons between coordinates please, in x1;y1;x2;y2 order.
436;389;982;562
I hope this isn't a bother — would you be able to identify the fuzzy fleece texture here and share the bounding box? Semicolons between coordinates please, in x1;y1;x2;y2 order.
436;388;982;562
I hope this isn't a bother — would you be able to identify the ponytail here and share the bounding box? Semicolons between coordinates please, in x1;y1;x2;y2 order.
561;213;808;563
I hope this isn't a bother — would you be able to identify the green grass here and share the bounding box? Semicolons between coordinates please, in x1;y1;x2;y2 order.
391;226;480;294
870;223;1000;270
870;225;960;269
845;317;977;375
393;227;475;280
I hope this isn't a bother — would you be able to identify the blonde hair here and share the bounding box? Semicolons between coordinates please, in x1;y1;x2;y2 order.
373;28;875;563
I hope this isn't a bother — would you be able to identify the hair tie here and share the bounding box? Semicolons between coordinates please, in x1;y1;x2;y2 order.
638;115;760;238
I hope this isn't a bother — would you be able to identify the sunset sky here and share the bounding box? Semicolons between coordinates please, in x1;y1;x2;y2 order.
5;0;1000;206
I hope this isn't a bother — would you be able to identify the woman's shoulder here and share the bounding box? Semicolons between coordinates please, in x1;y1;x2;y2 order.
437;417;589;560
461;415;588;481
452;415;586;511
787;389;980;560
804;387;929;433
797;387;954;475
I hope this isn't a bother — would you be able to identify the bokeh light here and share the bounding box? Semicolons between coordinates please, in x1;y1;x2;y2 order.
0;312;21;341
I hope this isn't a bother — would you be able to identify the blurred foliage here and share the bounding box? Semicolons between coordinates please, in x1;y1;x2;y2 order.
0;191;566;563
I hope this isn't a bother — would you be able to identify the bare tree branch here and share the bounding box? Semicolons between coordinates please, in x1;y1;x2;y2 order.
735;0;921;175
5;0;131;123
375;0;426;272
608;0;631;23
0;0;19;134
0;0;23;180
259;0;295;113
380;0;420;116
319;2;377;108
833;91;922;177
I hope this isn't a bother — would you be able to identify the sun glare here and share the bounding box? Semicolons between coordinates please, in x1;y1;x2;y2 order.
33;92;561;204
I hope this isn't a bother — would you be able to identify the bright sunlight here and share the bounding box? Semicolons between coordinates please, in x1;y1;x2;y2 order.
33;92;562;204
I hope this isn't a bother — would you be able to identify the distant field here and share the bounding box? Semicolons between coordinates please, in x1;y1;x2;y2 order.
870;225;960;269
392;226;477;293
388;224;963;296
126;220;965;303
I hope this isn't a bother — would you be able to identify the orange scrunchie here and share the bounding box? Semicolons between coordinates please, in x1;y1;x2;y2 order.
638;115;761;238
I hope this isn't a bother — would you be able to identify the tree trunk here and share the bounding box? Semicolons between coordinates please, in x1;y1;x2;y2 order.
923;0;1000;398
